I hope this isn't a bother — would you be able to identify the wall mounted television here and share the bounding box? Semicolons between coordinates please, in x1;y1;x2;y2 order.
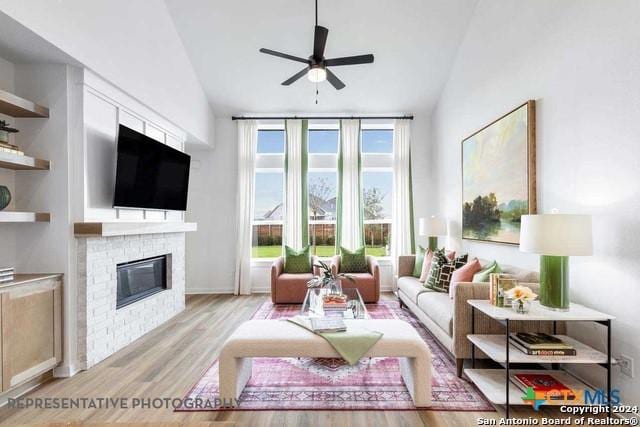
113;124;190;211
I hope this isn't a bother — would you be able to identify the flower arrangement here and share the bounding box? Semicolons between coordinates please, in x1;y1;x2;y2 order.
306;260;355;288
505;285;537;314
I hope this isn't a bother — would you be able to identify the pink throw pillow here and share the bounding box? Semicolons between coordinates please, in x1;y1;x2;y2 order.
449;258;482;298
418;249;434;282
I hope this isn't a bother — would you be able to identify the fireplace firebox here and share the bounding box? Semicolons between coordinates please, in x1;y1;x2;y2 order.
116;255;168;309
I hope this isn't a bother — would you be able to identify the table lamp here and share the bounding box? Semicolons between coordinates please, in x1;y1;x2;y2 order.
519;213;592;311
419;216;447;251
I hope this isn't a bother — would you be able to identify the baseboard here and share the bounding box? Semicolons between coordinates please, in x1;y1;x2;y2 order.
53;363;83;378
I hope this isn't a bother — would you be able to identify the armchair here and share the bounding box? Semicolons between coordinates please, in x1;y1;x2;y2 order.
329;255;380;303
270;256;319;304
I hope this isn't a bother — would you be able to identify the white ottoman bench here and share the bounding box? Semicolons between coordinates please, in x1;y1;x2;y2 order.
219;319;432;407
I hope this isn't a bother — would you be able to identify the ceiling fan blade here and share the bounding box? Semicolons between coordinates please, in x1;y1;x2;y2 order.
325;68;346;90
313;26;329;60
325;54;374;67
281;67;310;85
259;48;309;64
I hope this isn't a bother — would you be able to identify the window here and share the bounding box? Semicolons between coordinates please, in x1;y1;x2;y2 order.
252;127;285;259
362;129;393;153
308;171;337;257
309;129;339;153
362;171;393;256
257;129;285;154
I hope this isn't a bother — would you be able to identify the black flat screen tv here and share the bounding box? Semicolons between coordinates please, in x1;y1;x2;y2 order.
113;124;190;211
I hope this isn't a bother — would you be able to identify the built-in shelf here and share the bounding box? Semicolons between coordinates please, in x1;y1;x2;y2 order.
0;88;49;118
465;369;596;405
74;221;197;237
0;211;51;223
467;334;616;365
0;151;50;170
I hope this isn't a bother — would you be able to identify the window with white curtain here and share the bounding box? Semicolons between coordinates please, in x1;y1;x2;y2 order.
252;125;285;259
361;125;394;257
251;120;395;259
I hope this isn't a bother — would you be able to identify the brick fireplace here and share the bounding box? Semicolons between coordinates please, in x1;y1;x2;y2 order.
76;232;186;369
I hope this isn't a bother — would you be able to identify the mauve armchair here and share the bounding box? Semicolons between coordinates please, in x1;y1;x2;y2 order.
329;255;380;303
270;256;320;304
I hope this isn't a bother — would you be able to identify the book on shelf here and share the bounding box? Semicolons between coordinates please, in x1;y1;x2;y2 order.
511;332;574;349
510;338;577;356
511;373;576;400
0;267;14;273
310;318;347;333
0;146;24;155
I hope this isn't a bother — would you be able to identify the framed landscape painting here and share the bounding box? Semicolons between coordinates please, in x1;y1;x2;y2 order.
462;100;536;245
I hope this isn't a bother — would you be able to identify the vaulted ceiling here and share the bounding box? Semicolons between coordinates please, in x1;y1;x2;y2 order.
165;0;477;116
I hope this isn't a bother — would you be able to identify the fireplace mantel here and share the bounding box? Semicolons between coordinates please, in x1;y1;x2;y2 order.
74;221;197;237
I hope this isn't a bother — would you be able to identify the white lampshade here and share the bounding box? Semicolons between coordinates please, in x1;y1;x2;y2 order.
520;214;593;256
419;216;447;236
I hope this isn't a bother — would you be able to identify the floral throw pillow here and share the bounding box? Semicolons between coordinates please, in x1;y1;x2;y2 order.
426;251;469;293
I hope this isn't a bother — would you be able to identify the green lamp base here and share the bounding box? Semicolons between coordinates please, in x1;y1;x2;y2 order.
428;236;438;251
539;255;570;311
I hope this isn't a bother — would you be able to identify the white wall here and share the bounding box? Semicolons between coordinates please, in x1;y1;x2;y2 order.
185;117;237;293
430;0;640;404
185;116;433;294
0;0;214;146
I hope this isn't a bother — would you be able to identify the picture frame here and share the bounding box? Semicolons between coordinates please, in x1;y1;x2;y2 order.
461;100;536;245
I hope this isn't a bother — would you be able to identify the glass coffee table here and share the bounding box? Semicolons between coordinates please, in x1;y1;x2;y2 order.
301;287;369;319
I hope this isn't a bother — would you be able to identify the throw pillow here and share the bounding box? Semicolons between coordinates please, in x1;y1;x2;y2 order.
418;249;434;282
425;252;469;293
472;260;502;283
283;245;311;274
340;246;368;273
412;246;427;278
449;258;483;298
419;249;455;282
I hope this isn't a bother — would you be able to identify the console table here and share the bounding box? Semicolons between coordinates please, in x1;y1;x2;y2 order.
465;299;615;417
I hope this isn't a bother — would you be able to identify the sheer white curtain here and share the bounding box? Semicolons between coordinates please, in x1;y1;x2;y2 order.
391;119;415;268
234;120;258;295
284;119;308;249
336;119;364;250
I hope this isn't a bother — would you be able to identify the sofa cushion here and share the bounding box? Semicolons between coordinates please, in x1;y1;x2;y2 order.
449;258;483;298
426;251;468;293
274;273;315;304
284;245;311;274
340;246;368;273
397;276;430;304
417;291;453;336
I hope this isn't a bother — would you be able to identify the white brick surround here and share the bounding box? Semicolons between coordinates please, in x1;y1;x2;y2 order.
76;232;186;369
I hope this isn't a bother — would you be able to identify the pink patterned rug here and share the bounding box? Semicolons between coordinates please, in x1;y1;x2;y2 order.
177;300;494;411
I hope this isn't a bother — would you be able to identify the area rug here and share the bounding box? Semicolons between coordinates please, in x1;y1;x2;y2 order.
176;300;494;411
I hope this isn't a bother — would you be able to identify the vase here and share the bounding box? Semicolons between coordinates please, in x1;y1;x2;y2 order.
512;299;531;314
310;287;323;314
327;279;342;296
0;186;11;211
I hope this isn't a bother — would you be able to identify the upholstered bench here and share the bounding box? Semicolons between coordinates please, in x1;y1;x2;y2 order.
219;319;432;407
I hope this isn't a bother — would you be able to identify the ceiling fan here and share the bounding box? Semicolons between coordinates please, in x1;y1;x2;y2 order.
259;0;374;90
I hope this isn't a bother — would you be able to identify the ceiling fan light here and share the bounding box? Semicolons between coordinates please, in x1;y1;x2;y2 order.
307;67;327;83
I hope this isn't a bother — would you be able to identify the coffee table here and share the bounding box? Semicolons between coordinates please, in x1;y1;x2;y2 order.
300;287;369;319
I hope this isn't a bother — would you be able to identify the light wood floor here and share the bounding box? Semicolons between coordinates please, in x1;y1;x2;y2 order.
0;294;601;426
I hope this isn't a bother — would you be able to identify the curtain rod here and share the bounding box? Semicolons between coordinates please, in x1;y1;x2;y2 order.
231;115;414;121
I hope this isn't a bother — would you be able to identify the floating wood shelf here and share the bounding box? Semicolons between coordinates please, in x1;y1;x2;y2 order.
0;151;50;170
0;89;49;118
74;221;197;237
0;211;51;223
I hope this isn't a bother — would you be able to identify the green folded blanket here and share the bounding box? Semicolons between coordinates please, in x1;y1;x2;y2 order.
286;316;383;366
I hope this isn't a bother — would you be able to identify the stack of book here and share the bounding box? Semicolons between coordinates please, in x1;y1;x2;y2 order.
511;373;576;400
0;142;24;156
322;294;348;311
0;267;14;284
510;332;576;356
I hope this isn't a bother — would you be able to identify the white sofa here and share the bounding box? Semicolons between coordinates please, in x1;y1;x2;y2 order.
396;256;562;377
